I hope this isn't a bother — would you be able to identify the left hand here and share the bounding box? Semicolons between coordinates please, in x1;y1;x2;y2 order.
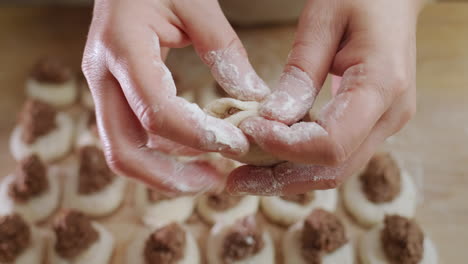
225;0;424;195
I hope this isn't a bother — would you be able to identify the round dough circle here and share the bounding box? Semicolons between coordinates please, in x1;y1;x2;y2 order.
283;221;354;264
126;225;200;264
81;88;95;110
359;224;438;264
49;222;115;264
26;78;78;107
134;183;195;228
10;226;46;264
10;112;75;162
196;195;259;225
204;98;282;166
0;168;60;223
207;221;275;264
63;158;126;217
261;189;338;226
75;112;101;149
342;170;417;227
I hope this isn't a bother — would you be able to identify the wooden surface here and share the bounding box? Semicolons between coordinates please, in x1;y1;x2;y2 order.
0;3;467;263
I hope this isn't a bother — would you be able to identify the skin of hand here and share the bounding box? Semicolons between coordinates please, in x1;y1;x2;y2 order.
226;0;425;195
81;0;270;194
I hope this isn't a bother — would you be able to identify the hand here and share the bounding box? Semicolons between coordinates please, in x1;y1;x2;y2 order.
82;0;269;193
226;0;423;195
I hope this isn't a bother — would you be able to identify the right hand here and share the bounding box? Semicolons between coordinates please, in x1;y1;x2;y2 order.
82;0;269;193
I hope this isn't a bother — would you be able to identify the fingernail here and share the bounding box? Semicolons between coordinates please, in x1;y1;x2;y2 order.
238;116;263;136
202;116;249;155
259;66;316;124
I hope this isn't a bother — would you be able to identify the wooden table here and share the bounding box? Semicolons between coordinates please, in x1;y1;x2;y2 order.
0;3;467;263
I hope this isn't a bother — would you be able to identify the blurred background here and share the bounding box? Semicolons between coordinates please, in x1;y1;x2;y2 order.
0;0;467;263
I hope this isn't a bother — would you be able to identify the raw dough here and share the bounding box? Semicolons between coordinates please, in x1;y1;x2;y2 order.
342;170;417;227
261;189;338;226
81;86;94;110
49;222;115;264
0;167;60;223
282;221;354;264
2;226;46;264
134;183;195;228
26;78;77;108
204;98;282;166
197;195;259;225
63;157;126;217
207;220;274;264
125;225;200;264
10;112;75;162
178;152;242;176
75;112;100;149
359;224;438;264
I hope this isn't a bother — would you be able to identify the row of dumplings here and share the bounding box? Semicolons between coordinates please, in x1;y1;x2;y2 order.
1;57;437;263
0;202;438;264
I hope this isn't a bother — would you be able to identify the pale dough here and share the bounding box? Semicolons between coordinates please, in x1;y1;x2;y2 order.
10;112;75;162
134;183;195;228
342;170;417;227
0;167;60;223
204;98;282;166
26;78;78;107
359;224;438;264
207;221;275;264
125;225;200;264
282;221;354;264
0;226;46;264
49;222;115;264
260;189;338;226
75;112;101;149
197;195;259;225
63;158;126;217
81;87;95;110
178;152;242;176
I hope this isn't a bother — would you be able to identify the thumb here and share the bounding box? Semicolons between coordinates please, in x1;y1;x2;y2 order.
259;0;347;124
174;0;270;101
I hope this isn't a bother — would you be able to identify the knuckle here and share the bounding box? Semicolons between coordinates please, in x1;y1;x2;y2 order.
104;148;127;176
390;67;411;97
201;36;245;66
393;105;416;134
401;104;417;124
81;38;110;85
139;104;162;133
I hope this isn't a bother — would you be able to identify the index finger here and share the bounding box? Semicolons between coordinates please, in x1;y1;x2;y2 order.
91;72;224;194
105;28;248;155
240;64;398;165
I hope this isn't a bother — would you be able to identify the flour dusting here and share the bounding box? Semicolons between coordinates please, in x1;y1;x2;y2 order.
319;92;350;126
204;48;270;100
260;66;316;124
178;99;247;153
